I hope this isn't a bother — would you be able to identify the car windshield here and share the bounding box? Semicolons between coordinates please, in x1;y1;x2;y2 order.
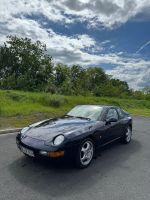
67;105;103;121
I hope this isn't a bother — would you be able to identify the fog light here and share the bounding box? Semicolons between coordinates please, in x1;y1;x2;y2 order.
39;151;48;156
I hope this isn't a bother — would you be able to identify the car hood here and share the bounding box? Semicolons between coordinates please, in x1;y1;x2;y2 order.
23;117;100;141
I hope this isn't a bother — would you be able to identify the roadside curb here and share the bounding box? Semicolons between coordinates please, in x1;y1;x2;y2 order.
0;128;22;135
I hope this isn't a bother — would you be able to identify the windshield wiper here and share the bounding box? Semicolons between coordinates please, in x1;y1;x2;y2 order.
64;114;74;118
75;116;91;121
64;114;91;121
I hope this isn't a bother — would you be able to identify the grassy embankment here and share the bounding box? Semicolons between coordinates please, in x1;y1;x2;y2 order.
0;90;150;129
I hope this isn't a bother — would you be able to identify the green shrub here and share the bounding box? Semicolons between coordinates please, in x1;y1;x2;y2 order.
109;100;120;107
0;106;2;116
6;91;26;101
39;95;67;108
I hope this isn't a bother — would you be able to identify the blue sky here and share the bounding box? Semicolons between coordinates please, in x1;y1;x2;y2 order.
0;0;150;89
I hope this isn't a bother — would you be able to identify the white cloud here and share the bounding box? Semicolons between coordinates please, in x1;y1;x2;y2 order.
106;60;150;90
1;0;150;29
53;0;150;28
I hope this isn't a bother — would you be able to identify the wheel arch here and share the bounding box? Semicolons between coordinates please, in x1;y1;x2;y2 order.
128;122;132;131
88;135;97;146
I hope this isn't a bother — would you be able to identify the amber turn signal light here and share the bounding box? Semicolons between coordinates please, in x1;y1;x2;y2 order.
47;151;64;157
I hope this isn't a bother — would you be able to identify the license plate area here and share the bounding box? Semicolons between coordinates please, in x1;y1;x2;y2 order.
20;146;35;157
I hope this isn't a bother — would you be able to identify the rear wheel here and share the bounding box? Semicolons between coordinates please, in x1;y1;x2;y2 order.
76;138;95;169
121;126;132;144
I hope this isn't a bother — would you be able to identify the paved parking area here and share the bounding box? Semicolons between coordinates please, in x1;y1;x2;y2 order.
0;116;150;200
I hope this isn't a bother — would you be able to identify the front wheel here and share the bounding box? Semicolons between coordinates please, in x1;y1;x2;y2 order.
121;126;132;144
75;138;95;169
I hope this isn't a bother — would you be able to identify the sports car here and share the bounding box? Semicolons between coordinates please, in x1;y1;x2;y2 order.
16;105;132;168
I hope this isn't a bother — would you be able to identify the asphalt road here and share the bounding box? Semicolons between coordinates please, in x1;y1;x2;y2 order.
0;116;150;200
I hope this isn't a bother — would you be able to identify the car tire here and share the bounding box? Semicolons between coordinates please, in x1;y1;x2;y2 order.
121;126;132;144
75;138;95;169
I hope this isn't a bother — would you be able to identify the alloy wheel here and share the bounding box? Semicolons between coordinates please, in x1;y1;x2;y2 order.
80;140;94;166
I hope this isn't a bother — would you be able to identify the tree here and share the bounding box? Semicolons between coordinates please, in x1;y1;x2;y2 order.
86;67;108;90
143;86;150;100
70;65;86;95
0;35;53;91
53;63;73;95
1;35;144;100
143;86;150;94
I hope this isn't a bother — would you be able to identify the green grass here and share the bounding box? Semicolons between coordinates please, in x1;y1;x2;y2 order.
0;90;150;128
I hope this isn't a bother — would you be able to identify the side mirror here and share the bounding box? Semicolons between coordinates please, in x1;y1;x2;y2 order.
106;118;118;124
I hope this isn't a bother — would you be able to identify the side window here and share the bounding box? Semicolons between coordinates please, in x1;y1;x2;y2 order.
116;108;124;118
106;109;119;120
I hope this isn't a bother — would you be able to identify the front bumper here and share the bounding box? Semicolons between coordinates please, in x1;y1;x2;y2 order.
16;134;78;160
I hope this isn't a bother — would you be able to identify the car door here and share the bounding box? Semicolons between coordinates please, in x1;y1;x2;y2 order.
102;108;121;144
116;107;131;137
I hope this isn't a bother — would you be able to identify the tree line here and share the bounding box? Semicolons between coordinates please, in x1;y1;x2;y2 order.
0;35;149;100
